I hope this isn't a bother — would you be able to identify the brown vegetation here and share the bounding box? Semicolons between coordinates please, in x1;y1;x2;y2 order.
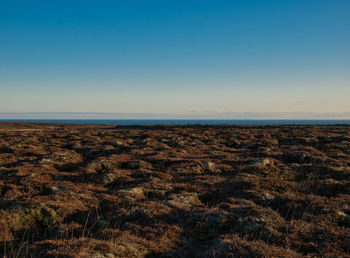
0;122;350;257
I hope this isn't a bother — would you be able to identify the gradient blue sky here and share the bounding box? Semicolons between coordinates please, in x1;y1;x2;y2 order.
0;0;349;118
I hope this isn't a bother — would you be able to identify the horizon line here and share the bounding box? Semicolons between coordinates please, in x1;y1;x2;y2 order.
0;111;350;120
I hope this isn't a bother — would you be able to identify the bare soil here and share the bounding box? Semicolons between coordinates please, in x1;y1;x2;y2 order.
1;122;350;257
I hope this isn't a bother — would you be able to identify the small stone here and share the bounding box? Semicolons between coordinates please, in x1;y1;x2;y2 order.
50;186;65;193
101;172;117;185
113;140;125;147
337;211;350;227
254;158;271;166
38;158;51;164
204;161;219;172
262;192;274;205
70;143;81;149
26;173;37;178
290;163;300;170
50;186;59;192
262;192;274;201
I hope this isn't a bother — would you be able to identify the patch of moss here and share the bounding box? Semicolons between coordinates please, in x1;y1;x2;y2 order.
19;204;64;228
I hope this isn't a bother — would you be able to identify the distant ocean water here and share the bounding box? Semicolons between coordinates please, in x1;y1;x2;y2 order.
1;119;350;125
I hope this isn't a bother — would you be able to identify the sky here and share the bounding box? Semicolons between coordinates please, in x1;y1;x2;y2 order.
0;0;349;119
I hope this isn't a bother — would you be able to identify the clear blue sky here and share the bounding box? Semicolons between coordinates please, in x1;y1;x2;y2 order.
0;0;349;118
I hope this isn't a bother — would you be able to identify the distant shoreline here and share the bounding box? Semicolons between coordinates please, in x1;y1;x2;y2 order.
1;119;350;126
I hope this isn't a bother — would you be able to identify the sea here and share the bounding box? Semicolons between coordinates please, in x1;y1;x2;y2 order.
1;119;350;126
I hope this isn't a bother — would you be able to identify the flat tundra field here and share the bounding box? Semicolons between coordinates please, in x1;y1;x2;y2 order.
0;122;350;257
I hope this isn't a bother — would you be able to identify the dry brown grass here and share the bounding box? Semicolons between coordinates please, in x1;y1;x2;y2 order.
0;123;350;257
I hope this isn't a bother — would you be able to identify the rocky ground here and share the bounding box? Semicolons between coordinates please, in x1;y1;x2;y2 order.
0;122;350;257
